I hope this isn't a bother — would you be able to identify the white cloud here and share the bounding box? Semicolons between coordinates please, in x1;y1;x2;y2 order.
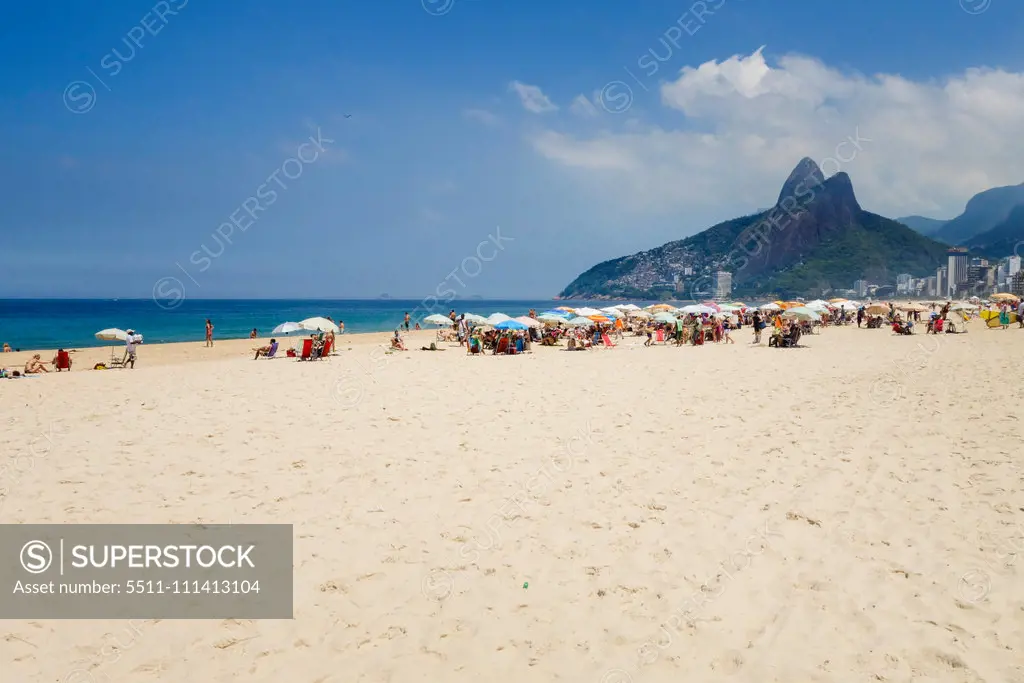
463;108;500;125
509;81;558;113
527;47;1024;220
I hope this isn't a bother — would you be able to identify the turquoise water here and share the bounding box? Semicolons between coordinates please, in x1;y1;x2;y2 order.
0;299;639;350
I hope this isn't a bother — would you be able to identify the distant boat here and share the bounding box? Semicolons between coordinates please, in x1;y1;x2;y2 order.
378;293;391;299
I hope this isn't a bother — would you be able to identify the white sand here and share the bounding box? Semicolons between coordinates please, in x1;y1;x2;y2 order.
1;324;1022;682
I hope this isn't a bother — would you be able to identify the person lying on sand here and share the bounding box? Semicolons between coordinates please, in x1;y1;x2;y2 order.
420;342;445;351
24;354;49;374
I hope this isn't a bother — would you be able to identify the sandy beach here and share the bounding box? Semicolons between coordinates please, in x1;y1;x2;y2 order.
1;323;1022;682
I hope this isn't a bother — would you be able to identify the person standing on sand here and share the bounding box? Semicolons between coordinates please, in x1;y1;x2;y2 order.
125;329;138;368
338;320;345;334
1017;300;1024;328
752;310;763;344
250;328;258;339
205;319;214;347
999;303;1010;329
404;312;411;331
458;314;469;347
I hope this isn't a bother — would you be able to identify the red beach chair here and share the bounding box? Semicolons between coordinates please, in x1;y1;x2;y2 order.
318;339;332;359
54;349;72;371
299;338;313;360
601;333;616;348
655;329;665;343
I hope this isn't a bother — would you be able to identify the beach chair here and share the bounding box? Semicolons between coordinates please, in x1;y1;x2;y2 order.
298;338;313;360
655;329;665;343
255;341;278;359
54;350;72;371
108;348;126;368
493;337;510;355
601;332;616;348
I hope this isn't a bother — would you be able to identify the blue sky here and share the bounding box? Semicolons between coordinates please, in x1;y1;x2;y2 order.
3;0;1023;298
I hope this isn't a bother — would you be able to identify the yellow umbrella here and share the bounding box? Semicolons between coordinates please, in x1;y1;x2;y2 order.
647;304;676;311
865;303;889;315
991;293;1020;302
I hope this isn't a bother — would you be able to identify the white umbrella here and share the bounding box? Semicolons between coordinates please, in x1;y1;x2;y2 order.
681;304;717;315
485;312;511;325
617;304;641;311
514;316;541;328
805;302;830;313
538;313;569;324
653;312;678;323
272;321;302;335
95;328;128;342
573;307;603;317
423;314;452;326
783;307;821;321
566;316;594;327
600;307;625;318
298;317;339;334
759;303;781;311
950;302;977;311
462;313;488;325
629;310;653;319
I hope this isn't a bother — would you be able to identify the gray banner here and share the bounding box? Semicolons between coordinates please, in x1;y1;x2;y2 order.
0;524;292;619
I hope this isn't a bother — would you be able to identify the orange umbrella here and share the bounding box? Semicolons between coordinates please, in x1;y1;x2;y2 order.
588;315;611;323
555;306;575;312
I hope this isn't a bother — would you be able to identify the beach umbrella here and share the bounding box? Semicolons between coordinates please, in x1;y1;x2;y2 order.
617;304;641;311
423;314;452;326
701;301;721;312
566;316;594;327
783;306;821;321
629;310;653;319
271;321;303;335
949;302;978;311
588;314;612;324
538;313;568;324
462;313;488;324
298;317;339;333
95;328;129;342
485;313;512;325
991;292;1020;302
864;304;889;316
600;307;625;318
653;312;678;323
646;304;676;312
540;309;571;319
759;303;781;311
514;316;541;328
572;307;603;317
555;306;575;312
494;319;528;331
897;304;927;313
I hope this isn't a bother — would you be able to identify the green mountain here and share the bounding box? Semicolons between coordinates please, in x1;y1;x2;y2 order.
964;204;1024;257
559;158;950;300
897;215;949;236
931;182;1024;245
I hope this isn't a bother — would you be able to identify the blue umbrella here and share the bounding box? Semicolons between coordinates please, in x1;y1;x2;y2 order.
494;319;529;330
540;310;571;318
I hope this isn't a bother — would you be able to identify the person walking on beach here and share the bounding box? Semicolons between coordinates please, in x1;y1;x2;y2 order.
752;310;764;344
404;312;411;331
205;319;214;347
856;306;864;327
1017;300;1024;328
458;314;469;347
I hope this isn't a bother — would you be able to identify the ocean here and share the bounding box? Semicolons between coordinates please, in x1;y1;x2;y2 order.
0;299;642;351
